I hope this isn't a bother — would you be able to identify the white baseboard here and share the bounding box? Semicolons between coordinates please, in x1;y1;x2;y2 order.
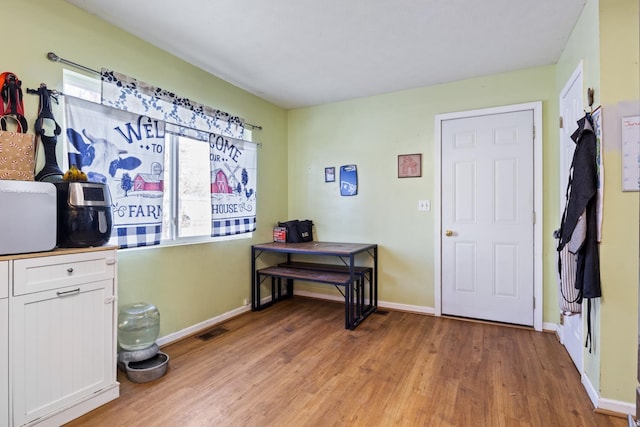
156;304;251;347
543;321;559;334
293;289;344;303
598;396;635;416
583;372;600;408
582;364;635;416
293;289;434;314
377;300;434;315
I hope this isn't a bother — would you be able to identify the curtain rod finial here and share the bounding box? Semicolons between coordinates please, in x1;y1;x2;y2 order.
47;52;60;62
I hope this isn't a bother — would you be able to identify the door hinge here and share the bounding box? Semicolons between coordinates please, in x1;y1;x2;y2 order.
532;211;536;224
533;125;536;140
533;297;536;309
559;116;563;128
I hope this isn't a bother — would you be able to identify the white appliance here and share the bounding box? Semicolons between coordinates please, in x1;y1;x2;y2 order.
0;180;57;255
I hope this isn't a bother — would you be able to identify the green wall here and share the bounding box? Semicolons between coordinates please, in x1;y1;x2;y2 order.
10;0;289;337
288;66;559;314
597;0;639;404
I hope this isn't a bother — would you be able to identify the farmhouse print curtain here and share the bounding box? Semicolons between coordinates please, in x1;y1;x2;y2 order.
65;96;166;248
100;69;245;140
209;133;257;236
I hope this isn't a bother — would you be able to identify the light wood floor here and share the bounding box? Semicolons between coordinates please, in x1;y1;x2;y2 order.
66;297;628;427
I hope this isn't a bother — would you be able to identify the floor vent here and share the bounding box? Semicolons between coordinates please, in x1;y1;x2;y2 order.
196;326;229;341
374;309;389;315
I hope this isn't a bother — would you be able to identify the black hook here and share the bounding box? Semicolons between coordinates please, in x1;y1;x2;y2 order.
26;84;59;104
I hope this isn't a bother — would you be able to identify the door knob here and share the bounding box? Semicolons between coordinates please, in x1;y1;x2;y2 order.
445;230;454;237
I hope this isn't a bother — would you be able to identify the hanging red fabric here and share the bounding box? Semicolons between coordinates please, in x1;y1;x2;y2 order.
0;71;28;132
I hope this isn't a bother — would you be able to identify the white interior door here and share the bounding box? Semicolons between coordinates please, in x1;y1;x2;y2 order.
441;110;534;326
559;63;584;372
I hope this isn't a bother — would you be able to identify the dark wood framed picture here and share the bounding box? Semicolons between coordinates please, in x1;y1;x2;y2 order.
398;154;422;178
325;167;335;182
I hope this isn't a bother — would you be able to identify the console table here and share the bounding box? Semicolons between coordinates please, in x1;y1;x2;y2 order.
251;241;378;329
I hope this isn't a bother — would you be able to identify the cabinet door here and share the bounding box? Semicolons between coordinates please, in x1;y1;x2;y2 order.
1;261;8;427
0;261;7;299
0;299;7;427
11;279;116;426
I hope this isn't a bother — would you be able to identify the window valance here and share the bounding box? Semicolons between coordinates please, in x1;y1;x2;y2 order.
100;69;245;140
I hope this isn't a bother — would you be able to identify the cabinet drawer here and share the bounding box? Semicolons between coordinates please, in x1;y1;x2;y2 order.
0;261;7;299
13;251;116;296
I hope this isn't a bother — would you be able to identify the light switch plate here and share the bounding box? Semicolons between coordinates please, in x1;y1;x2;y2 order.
418;200;430;211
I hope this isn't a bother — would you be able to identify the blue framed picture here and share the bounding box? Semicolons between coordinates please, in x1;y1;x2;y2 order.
340;165;357;196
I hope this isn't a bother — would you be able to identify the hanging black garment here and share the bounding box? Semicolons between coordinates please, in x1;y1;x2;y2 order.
557;114;601;352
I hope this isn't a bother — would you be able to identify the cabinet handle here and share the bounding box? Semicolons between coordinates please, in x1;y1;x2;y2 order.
67;267;74;274
57;288;80;297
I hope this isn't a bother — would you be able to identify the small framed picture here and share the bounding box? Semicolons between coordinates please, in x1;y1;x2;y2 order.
398;154;422;178
325;167;335;182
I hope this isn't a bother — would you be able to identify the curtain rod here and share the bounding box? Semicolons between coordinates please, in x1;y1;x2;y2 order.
46;51;263;131
47;52;100;75
26;89;261;147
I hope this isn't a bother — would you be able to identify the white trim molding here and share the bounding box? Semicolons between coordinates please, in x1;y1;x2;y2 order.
582;373;635;416
293;289;435;315
156;304;251;347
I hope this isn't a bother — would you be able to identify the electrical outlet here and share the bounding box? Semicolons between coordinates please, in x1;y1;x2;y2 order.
418;200;430;211
243;298;249;306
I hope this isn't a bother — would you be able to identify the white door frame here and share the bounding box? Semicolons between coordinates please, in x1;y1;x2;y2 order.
558;61;584;372
434;102;543;331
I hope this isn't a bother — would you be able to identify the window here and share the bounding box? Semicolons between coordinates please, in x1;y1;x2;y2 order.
161;132;251;244
62;69;101;103
63;70;251;247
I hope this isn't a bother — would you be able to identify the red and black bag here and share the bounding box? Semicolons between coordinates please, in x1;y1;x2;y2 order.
277;219;314;243
0;72;28;133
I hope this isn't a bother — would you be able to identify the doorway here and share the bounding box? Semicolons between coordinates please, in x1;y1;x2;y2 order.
434;102;543;331
558;62;584;372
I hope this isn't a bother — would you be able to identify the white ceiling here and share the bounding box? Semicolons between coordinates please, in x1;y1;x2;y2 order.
65;0;585;109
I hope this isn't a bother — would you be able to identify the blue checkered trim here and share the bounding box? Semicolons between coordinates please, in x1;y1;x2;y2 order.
116;225;162;249
211;217;256;237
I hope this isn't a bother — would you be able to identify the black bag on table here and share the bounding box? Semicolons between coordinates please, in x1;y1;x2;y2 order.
278;219;313;243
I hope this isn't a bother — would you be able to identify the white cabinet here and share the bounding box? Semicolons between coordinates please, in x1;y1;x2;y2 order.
1;261;8;427
6;248;118;427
